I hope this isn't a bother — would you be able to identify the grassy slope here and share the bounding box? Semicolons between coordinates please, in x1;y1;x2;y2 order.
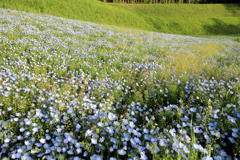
110;3;240;18
1;0;240;36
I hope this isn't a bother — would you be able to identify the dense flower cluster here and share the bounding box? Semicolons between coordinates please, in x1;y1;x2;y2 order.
0;8;240;160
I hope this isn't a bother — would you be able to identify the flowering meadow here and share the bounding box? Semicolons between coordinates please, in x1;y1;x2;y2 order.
0;8;240;160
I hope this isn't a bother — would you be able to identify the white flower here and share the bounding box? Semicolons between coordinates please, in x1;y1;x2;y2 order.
39;138;46;144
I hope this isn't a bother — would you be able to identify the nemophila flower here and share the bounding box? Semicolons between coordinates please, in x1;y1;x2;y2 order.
108;112;116;121
25;131;31;137
97;122;104;127
4;137;10;143
64;138;68;144
7;107;12;111
214;156;223;160
140;151;148;160
76;147;82;154
56;128;62;133
228;137;235;143
154;146;160;153
67;149;74;155
203;132;210;144
75;124;81;131
107;126;114;135
143;128;149;134
3;91;10;97
202;155;213;160
85;129;93;137
57;147;62;152
39;138;46;144
232;132;239;138
74;157;81;160
114;121;120;126
91;137;98;144
169;128;176;136
90;154;103;160
232;128;238;133
190;107;197;112
123;119;128;125
17;135;23;140
25;140;30;146
113;144;118;149
123;133;130;141
45;134;51;140
111;137;117;144
110;147;114;152
32;123;38;127
35;143;42;148
83;151;88;157
118;149;126;156
100;136;105;142
129;121;135;128
109;158;117;160
227;115;236;123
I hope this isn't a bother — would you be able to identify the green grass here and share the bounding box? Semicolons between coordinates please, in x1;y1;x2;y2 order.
1;0;240;36
110;3;240;18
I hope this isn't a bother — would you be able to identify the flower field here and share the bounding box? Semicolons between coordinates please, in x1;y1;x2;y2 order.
0;8;240;160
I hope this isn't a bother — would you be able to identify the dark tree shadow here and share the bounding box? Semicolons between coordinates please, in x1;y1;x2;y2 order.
223;3;240;16
203;18;240;36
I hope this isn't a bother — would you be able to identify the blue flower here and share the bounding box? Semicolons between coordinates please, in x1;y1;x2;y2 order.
129;121;135;128
32;127;39;133
108;112;116;121
76;148;82;154
100;136;105;142
90;154;103;160
4;137;10;144
106;126;114;135
202;155;213;160
91;137;98;144
24;140;30;146
83;151;88;157
228;137;235;143
118;149;126;156
85;129;93;137
140;151;148;160
25;131;31;137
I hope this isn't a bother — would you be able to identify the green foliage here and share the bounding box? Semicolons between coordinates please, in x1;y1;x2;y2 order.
1;0;240;36
236;37;240;42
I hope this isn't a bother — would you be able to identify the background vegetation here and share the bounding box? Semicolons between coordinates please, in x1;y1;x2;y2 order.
101;0;237;4
1;0;240;37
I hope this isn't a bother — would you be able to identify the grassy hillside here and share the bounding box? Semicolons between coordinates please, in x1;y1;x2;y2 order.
110;3;240;18
1;0;240;36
